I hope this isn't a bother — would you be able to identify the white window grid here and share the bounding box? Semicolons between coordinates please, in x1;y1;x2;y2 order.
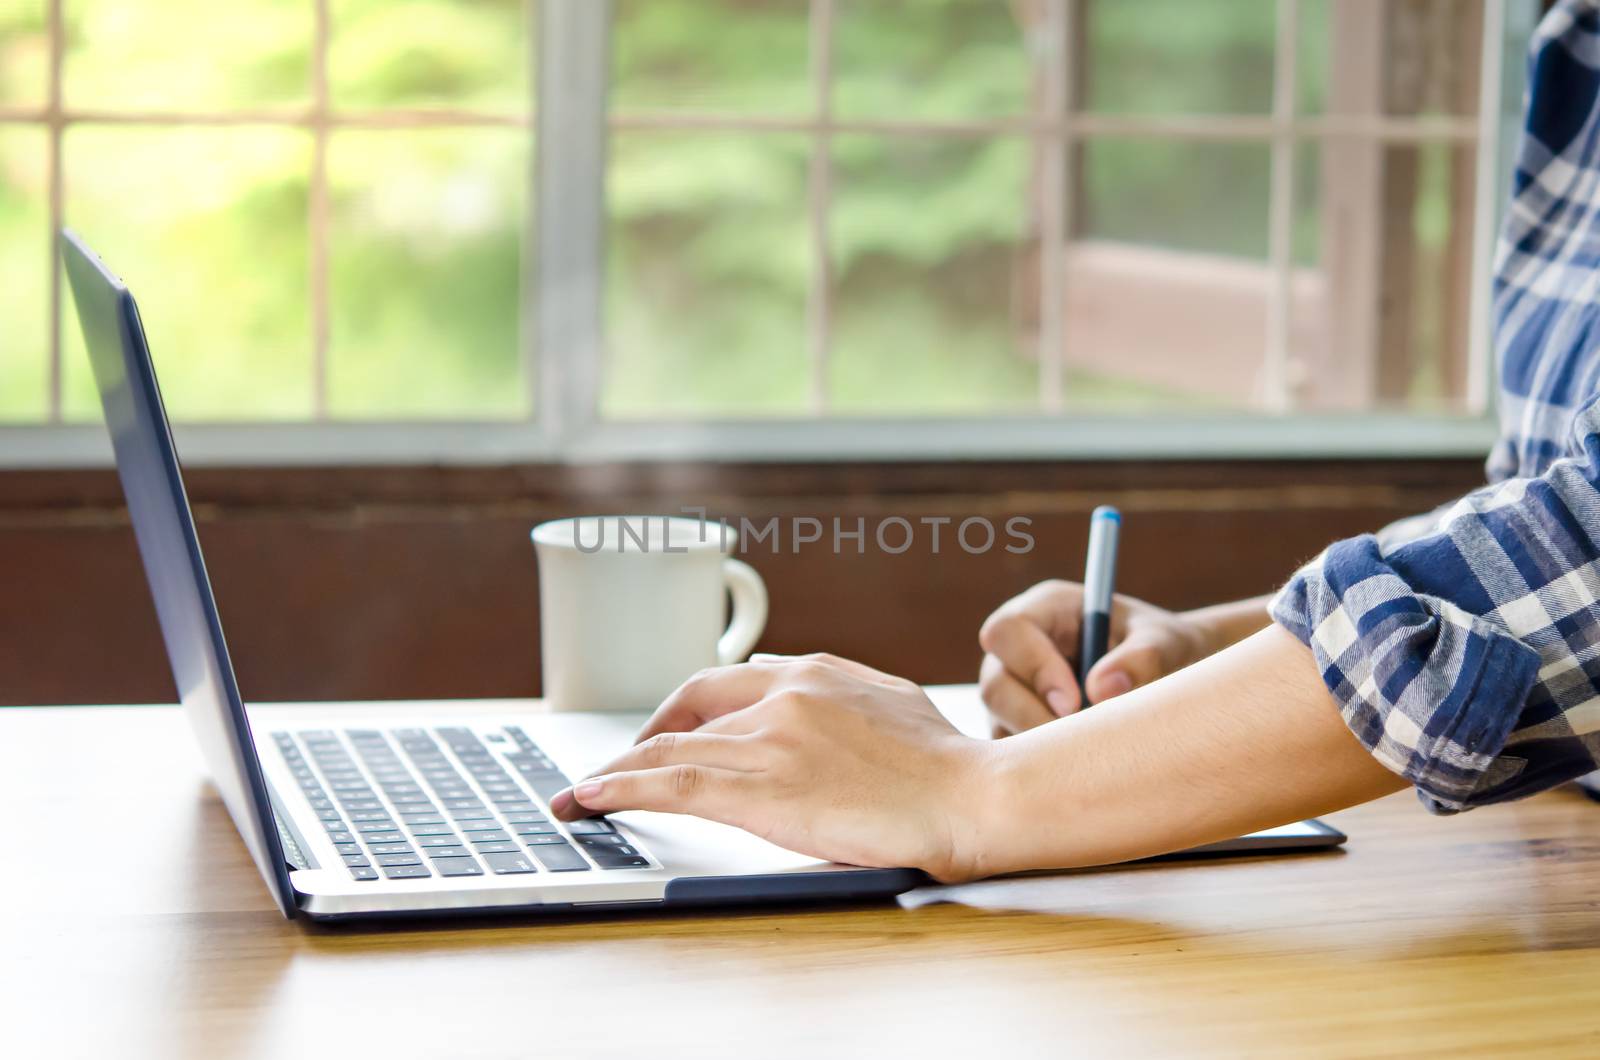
0;0;1533;467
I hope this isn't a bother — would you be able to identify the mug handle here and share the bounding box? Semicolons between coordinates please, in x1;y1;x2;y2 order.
717;558;769;665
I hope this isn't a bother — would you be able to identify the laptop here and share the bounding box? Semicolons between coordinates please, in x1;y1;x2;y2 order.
61;230;1345;922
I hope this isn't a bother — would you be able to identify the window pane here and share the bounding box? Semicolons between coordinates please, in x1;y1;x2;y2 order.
1081;138;1270;259
1299;0;1483;118
1065;138;1270;412
331;0;529;110
612;0;810;115
1394;142;1477;408
832;0;1038;120
64;0;310;109
1296;0;1332;116
1292;138;1477;412
1293;139;1321;268
829;136;1036;414
1083;0;1275;115
604;132;810;418
1059;240;1260;414
0;0;46;107
328;130;526;419
0;128;47;422
61;127;313;421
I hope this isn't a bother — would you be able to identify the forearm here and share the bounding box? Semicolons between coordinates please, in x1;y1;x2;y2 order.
969;624;1406;874
1181;594;1275;655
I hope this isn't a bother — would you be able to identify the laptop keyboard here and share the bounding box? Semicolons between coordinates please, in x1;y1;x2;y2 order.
271;725;653;881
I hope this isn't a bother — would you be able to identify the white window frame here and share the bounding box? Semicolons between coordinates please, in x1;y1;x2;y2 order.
1;0;1538;468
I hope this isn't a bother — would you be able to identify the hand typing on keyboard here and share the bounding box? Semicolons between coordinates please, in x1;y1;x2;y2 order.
547;653;994;883
550;628;1409;881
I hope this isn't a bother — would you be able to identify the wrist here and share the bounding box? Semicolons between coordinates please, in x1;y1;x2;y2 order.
927;736;1012;883
932;734;1052;882
1181;596;1272;658
1180;609;1233;661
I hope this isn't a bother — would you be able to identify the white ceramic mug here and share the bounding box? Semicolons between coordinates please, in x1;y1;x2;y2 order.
531;515;769;712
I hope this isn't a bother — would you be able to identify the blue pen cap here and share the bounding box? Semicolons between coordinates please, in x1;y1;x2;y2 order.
1083;506;1120;613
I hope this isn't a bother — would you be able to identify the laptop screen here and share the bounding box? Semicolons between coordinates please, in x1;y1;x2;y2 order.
61;230;296;918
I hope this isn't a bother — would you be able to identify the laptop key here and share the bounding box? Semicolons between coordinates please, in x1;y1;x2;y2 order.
574;833;627;847
334;842;362;856
408;822;456;836
468;831;512;844
526;774;572;802
565;819;615;835
482;851;538;875
424;846;470;859
355;820;399;833
492;802;539;815
368;842;415;855
382;864;432;879
326;831;355;844
455;819;500;831
349;811;393;823
472;842;520;854
512;822;558;836
434;857;485;877
417;835;464;848
316;808;344;821
529;843;590;872
501;811;548;824
349;866;380;881
594;855;651;870
523;834;572;846
342;855;371;868
377;853;422;867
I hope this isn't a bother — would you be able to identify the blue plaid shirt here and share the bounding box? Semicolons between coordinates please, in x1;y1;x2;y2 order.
1271;0;1600;814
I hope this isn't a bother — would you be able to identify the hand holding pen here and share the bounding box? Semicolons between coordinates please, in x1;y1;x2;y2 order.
978;507;1236;736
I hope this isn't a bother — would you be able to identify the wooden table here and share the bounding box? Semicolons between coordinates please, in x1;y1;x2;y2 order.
8;694;1600;1058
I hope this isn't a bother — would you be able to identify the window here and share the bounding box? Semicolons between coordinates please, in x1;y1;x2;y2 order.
1;0;530;432
0;0;1537;465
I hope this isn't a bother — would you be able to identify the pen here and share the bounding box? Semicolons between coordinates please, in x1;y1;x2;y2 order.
1077;505;1121;703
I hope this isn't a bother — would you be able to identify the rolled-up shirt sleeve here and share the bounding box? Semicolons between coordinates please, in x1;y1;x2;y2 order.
1271;407;1600;813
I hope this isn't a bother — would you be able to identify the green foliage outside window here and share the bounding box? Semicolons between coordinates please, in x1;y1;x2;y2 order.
0;0;1287;423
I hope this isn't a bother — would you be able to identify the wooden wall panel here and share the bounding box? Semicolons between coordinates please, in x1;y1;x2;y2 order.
0;458;1487;705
